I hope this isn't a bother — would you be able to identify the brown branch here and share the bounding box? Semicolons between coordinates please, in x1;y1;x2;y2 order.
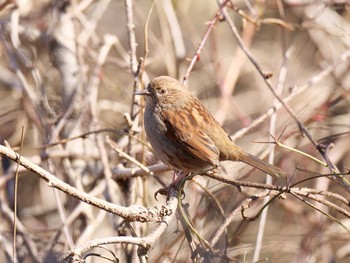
0;144;175;223
65;188;178;261
182;0;231;85
205;172;350;247
210;189;275;247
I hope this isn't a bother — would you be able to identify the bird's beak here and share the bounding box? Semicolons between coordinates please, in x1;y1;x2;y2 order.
134;90;151;96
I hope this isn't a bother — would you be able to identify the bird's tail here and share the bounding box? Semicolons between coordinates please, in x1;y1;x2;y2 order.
238;152;285;178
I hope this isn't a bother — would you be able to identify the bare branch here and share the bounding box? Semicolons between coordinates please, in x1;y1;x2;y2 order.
0;144;175;223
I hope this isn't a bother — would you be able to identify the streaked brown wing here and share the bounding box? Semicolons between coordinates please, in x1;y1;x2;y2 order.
161;107;219;166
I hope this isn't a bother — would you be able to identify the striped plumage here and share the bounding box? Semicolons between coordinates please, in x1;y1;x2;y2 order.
139;76;285;178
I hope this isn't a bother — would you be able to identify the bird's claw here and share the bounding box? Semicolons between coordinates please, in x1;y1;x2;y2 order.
154;183;177;201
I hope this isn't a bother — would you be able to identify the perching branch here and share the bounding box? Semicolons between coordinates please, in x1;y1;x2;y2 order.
0;144;175;223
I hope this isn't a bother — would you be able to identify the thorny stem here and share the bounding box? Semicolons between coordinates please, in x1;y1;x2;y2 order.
182;0;231;85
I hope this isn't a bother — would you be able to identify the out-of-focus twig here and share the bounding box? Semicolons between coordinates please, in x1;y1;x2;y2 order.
222;4;348;183
214;15;257;124
125;0;138;76
112;163;170;179
231;50;350;141
161;0;186;61
106;136;154;176
253;42;293;263
0;195;40;263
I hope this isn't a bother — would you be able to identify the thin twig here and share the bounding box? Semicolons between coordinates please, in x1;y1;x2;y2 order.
210;190;275;247
231;50;350;141
106;136;154;176
12;127;24;263
182;0;230;85
222;5;348;179
253;37;292;263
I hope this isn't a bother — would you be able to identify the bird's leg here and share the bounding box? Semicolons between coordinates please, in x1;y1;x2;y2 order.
154;170;191;200
173;170;190;184
154;165;219;200
172;170;177;181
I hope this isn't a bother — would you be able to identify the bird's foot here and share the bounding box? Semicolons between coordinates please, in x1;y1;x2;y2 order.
154;171;190;200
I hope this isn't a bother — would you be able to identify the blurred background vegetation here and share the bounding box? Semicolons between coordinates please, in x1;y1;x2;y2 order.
0;0;350;262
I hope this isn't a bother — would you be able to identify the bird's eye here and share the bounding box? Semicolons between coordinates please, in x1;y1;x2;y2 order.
158;87;167;94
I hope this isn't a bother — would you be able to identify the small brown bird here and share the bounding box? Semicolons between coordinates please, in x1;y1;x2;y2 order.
136;76;285;178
